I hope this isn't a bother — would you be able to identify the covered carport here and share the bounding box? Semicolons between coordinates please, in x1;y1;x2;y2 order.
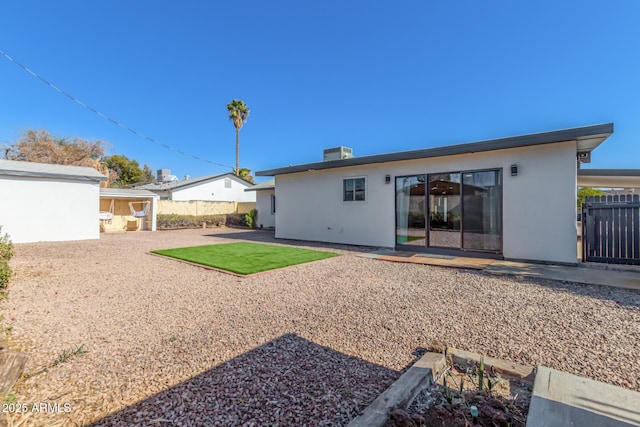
577;169;640;265
578;169;640;189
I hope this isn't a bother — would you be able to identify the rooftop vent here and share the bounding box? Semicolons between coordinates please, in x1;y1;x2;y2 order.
323;146;353;162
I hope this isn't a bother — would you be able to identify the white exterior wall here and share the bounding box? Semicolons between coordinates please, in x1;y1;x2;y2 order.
171;177;256;202
0;176;100;243
255;189;276;228
275;141;578;264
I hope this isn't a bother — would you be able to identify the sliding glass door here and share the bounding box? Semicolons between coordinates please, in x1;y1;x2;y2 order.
396;169;502;253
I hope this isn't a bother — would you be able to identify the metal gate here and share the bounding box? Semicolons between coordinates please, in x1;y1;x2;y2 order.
582;195;640;265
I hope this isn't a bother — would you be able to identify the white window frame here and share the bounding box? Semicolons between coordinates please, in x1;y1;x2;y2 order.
342;176;367;203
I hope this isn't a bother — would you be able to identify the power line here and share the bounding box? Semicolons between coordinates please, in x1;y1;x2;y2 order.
0;49;234;169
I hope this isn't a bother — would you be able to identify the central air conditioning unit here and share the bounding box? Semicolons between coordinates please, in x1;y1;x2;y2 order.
323;146;353;162
157;169;171;182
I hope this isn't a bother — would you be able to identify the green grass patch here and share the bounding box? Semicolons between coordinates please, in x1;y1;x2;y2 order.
151;242;340;275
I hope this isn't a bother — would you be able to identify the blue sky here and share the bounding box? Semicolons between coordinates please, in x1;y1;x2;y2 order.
1;1;638;182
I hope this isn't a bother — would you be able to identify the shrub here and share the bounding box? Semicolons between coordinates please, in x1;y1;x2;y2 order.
0;226;13;291
156;214;242;230
245;209;258;229
225;213;246;227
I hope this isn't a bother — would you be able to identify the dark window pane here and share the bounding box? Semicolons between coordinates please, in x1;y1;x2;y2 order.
343;179;354;201
344;178;365;201
462;170;502;251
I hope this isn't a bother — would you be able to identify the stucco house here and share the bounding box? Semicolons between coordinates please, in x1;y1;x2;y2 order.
245;179;275;228
256;123;614;264
0;159;106;243
139;172;256;202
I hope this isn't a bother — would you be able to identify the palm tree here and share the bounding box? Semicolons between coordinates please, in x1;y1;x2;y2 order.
233;167;255;184
226;99;250;175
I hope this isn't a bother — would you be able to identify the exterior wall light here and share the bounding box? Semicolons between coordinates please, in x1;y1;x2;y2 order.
511;164;518;176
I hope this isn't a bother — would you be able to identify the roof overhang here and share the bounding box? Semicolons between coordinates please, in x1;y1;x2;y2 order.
244;179;275;192
577;169;640;188
257;123;614;176
0;160;107;182
100;188;159;198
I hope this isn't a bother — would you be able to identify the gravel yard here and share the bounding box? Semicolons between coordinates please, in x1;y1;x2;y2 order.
2;228;639;426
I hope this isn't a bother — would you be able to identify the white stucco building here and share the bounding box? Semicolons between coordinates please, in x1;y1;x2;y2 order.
245;179;275;228
256;124;614;264
0;159;106;243
139;172;256;202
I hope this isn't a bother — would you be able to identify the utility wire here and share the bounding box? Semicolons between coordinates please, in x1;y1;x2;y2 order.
0;49;233;169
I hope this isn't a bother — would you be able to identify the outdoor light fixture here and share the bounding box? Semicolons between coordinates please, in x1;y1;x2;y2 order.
385;175;391;184
511;164;518;176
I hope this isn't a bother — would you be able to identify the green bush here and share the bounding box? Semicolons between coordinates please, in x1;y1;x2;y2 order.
0;226;13;291
156;214;244;230
245;209;258;229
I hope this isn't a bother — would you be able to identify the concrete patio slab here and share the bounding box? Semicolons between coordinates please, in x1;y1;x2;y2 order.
370;252;495;270
486;260;640;291
359;250;640;290
527;366;640;427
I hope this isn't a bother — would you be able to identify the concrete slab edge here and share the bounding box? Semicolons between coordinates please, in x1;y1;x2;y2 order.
526;366;640;427
347;352;446;427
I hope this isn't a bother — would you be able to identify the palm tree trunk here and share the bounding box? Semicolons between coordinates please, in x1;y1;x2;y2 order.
235;128;239;174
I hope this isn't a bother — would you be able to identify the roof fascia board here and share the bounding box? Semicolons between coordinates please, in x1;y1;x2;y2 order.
256;123;613;176
0;170;107;182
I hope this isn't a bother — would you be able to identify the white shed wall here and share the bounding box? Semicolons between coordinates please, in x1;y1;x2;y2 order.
275;141;578;264
171;178;256;202
255;190;276;228
0;176;100;243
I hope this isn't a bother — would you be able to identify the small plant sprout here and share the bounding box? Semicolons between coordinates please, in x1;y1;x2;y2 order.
486;375;502;394
52;344;88;367
478;354;485;392
442;372;454;405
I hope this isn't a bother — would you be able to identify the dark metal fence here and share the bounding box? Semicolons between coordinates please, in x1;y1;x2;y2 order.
581;194;640;265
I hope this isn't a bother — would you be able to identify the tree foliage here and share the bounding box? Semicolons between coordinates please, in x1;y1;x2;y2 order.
9;129;106;166
7;129;155;188
577;187;605;209
8;129;114;186
104;154;154;186
233;167;255;184
226;99;250;174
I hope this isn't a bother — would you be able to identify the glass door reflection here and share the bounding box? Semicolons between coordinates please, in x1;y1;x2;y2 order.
462;170;502;251
395;175;426;246
429;173;461;248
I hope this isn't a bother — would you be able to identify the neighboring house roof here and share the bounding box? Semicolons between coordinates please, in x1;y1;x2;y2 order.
138;172;252;191
100;188;159;198
256;123;614;176
0;159;107;182
577;169;640;188
244;179;275;192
